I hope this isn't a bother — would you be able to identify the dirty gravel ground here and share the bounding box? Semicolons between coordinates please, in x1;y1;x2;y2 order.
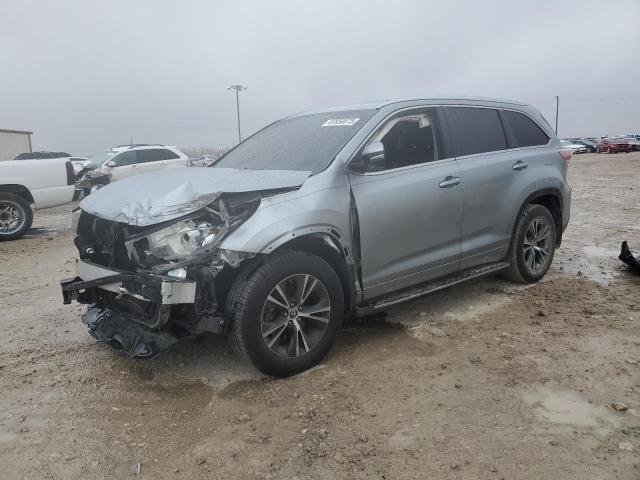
1;153;639;480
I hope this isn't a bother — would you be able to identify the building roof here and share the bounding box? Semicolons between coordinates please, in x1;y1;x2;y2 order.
0;128;33;135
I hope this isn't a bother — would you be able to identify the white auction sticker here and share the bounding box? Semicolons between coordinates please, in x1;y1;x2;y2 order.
322;118;360;127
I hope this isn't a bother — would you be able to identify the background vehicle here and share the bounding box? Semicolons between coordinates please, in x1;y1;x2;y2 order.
69;157;90;176
76;144;189;195
622;136;640;151
13;151;71;160
188;154;219;167
596;138;632;153
61;98;571;377
12;151;89;178
560;139;588;154
0;157;75;239
568;138;597;152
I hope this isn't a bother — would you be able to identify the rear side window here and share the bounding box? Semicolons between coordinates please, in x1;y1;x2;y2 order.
445;107;507;157
156;149;179;160
502;110;549;148
138;149;179;163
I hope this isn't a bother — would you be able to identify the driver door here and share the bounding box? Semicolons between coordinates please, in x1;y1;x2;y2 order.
347;107;463;300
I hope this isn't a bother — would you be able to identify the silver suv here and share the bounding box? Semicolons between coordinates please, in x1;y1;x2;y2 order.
61;97;571;376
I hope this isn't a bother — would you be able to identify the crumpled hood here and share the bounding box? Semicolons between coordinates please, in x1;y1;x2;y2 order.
79;167;311;226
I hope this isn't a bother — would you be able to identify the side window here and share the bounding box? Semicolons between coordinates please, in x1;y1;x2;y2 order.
138;149;180;162
111;151;137;166
502;110;549;148
445;107;507;157
137;149;159;163
357;109;443;172
160;149;179;160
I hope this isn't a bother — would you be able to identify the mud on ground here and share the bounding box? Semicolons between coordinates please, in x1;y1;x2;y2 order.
1;153;639;479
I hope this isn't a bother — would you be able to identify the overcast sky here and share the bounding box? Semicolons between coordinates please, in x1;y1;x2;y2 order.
1;0;639;155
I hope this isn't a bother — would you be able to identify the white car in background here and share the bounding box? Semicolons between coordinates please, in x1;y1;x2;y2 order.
77;144;189;194
559;139;588;154
0;157;75;240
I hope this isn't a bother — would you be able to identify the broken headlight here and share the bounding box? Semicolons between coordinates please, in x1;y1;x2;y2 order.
132;217;224;262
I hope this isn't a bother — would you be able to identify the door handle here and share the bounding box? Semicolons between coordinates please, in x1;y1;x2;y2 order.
512;161;528;171
439;176;461;188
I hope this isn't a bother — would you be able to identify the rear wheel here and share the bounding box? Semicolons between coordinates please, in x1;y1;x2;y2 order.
0;193;33;241
503;204;556;284
226;250;344;377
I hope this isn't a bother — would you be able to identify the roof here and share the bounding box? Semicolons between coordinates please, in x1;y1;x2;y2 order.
291;96;529;117
0;128;33;135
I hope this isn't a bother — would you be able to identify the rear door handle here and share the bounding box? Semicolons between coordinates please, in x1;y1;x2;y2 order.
512;161;528;171
439;176;461;188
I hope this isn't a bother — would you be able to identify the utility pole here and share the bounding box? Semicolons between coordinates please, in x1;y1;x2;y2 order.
227;84;247;144
554;95;559;135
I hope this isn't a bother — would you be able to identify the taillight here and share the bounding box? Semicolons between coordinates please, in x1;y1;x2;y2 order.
558;149;573;161
65;161;75;185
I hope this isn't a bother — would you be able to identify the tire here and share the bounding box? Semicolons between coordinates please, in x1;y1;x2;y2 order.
503;204;556;284
0;193;33;241
226;250;344;377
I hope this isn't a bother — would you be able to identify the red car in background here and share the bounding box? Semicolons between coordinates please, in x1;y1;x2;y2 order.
597;138;632;154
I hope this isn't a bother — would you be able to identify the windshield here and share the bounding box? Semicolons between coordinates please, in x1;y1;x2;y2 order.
88;150;117;168
215;109;376;173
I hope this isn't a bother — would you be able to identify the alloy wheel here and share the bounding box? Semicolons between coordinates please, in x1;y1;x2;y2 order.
523;218;552;274
260;274;331;358
0;200;26;235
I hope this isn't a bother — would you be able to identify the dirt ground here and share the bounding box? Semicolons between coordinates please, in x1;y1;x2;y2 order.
1;152;639;480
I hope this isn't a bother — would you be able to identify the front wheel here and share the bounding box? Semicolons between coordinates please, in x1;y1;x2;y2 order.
503;204;556;284
226;250;344;377
0;193;33;241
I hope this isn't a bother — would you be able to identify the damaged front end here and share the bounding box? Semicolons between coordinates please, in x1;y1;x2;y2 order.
60;192;260;358
76;168;112;194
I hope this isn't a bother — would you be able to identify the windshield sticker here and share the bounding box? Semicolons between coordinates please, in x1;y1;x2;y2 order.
322;118;360;127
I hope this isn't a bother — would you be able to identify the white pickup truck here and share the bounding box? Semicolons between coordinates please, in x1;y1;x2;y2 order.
0;158;75;240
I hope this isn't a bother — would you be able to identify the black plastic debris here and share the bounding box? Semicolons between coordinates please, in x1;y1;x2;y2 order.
83;306;178;358
619;241;640;273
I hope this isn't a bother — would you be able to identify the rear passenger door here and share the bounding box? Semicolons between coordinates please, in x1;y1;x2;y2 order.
444;106;549;269
136;149;185;174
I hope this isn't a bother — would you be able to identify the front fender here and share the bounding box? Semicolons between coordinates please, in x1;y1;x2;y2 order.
219;185;353;256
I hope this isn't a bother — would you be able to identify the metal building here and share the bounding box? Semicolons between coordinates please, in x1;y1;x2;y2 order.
0;128;33;160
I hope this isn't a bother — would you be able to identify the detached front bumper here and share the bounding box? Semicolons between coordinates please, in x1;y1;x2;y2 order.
61;259;197;357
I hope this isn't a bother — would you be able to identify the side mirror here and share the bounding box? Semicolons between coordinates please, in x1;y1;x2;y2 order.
361;141;385;163
348;141;385;174
106;160;116;167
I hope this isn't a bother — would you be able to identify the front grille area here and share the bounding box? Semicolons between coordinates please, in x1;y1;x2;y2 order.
75;213;138;271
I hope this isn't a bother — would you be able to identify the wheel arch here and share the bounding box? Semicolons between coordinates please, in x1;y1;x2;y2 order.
513;188;564;247
217;230;356;320
0;184;34;204
270;232;356;316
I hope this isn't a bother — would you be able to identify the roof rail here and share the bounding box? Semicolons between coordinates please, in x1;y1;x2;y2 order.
113;143;165;149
